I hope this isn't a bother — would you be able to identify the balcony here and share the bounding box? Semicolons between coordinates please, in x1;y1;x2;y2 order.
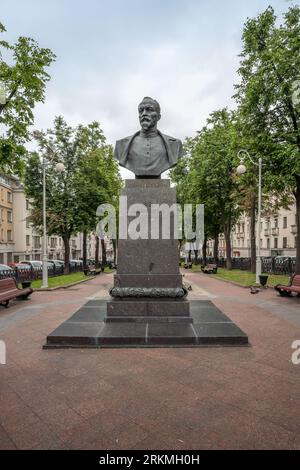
271;227;279;236
290;225;297;235
264;228;270;236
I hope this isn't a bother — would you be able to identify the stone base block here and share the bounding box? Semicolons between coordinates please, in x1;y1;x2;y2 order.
44;300;249;348
106;299;190;318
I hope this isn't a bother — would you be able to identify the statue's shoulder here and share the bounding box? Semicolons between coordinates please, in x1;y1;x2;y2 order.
115;135;133;146
160;132;182;145
159;132;183;161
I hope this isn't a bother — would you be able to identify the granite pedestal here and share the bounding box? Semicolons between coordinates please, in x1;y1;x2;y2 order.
106;179;190;325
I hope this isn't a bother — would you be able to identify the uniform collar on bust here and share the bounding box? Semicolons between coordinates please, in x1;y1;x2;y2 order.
139;129;159;138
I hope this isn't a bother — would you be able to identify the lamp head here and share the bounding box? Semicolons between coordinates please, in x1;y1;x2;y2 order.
236;163;246;175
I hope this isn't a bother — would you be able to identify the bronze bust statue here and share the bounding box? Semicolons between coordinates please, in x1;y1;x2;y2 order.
114;97;183;177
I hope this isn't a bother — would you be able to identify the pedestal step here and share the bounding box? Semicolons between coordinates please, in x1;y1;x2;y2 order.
44;300;249;349
105;315;193;323
106;299;190;317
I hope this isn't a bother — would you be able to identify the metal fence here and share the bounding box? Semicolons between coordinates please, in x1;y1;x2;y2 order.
197;257;296;275
0;264;83;283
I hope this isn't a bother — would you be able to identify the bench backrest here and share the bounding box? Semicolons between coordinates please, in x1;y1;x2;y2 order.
0;278;17;293
207;264;217;268
292;275;300;287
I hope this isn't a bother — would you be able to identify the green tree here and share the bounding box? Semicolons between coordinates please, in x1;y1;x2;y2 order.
75;145;122;268
189;109;241;268
24;117;108;273
0;22;55;174
234;5;300;273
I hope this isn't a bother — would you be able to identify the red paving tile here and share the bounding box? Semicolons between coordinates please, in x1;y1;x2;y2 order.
0;272;300;449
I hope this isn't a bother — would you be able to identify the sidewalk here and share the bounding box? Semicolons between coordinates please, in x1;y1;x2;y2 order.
0;272;300;450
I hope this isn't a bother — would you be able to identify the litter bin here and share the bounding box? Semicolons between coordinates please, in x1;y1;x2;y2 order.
259;275;268;287
21;281;32;289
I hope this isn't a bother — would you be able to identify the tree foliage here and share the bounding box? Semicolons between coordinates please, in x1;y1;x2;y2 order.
234;5;300;272
24;117;121;271
0;22;55;174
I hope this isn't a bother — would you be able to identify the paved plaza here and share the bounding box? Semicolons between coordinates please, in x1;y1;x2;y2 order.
0;272;300;450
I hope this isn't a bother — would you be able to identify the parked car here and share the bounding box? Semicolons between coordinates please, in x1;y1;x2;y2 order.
69;259;83;268
19;260;43;270
0;264;12;272
47;260;65;270
14;263;31;271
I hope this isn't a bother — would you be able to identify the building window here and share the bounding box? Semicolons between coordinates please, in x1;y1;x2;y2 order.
7;210;12;223
50;237;57;248
283;237;287;249
7;230;12;242
274;238;278;249
33;236;41;249
274;218;278;228
283;217;287;229
26;235;30;246
26;219;30;229
267;238;270;249
7;192;12;203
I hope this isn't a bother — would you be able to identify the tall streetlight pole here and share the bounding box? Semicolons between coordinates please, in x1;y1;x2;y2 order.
33;131;65;288
42;154;47;288
236;150;263;285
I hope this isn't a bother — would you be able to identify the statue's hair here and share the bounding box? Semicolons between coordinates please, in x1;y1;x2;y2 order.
139;97;161;114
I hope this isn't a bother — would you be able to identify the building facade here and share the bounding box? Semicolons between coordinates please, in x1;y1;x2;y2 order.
0;173;105;265
208;204;297;258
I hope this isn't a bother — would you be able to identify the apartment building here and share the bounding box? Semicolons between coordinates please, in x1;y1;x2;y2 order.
0;173;106;264
0;174;16;264
208;204;297;258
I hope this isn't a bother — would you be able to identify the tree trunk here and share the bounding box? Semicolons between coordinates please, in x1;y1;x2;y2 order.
95;236;100;269
112;239;117;265
224;223;232;270
194;250;198;264
63;235;70;274
82;230;87;269
213;233;219;264
295;175;300;275
202;236;207;265
250;194;256;274
101;239;107;267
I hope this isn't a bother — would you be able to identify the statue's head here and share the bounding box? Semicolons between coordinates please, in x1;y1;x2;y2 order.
138;97;161;131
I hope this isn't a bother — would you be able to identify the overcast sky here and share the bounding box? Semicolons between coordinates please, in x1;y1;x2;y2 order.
1;0;292;178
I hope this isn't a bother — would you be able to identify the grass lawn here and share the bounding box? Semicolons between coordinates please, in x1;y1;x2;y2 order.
103;266;114;273
192;265;290;287
29;272;89;289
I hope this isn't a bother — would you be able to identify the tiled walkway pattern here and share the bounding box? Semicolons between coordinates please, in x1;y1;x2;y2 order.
0;272;299;449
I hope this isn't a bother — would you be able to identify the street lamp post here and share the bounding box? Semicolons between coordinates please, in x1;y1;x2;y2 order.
42;155;47;288
236;150;263;285
33;131;65;288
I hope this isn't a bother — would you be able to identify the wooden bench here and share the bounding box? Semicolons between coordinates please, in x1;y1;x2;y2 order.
84;265;96;276
0;278;33;308
274;274;300;297
201;263;218;274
